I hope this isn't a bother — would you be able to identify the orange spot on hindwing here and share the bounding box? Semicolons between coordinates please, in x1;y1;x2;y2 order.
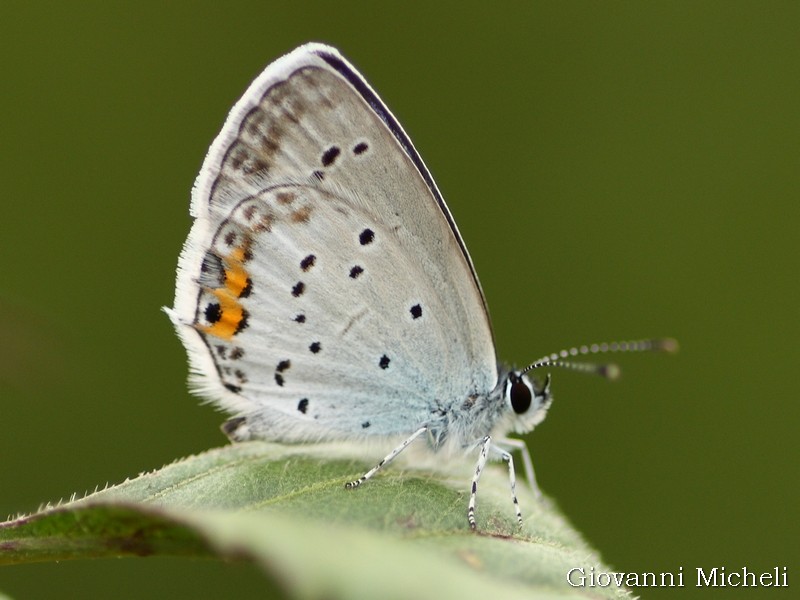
200;288;248;340
198;243;253;340
223;246;252;298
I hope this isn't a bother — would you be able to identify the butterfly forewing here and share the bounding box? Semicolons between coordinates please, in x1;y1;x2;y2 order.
170;45;497;441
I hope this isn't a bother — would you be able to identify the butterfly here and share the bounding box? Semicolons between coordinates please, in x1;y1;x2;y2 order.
166;43;676;529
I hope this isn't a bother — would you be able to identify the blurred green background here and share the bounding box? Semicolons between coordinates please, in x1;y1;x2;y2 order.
1;2;797;598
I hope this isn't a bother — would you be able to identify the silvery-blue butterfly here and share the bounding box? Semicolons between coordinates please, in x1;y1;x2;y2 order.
167;43;675;528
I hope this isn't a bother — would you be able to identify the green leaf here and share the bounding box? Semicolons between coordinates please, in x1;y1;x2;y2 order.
0;442;631;598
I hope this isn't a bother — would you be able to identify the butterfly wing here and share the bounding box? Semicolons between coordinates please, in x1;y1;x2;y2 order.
168;43;497;441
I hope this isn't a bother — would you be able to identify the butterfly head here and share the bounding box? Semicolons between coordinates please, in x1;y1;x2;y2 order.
502;370;553;434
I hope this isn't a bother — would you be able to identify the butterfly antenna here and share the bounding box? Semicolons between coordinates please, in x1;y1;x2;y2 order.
520;337;678;381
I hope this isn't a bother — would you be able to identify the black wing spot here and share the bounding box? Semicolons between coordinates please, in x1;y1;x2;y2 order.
239;278;253;298
298;398;309;414
293;313;306;323
361;421;371;429
230;347;244;360
224;383;242;394
312;170;325;181
200;252;225;285
309;341;321;354
353;142;368;155
204;303;222;324
379;355;390;370
238;236;254;262
234;310;250;334
349;265;364;279
410;304;423;319
321;146;341;167
275;373;285;387
292;281;305;297
223;230;237;247
276;360;291;372
300;254;316;271
359;228;375;245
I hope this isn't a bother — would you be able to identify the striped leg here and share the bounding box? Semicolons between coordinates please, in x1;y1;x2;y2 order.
345;426;428;489
468;436;524;530
498;436;541;500
494;445;524;528
468;436;492;529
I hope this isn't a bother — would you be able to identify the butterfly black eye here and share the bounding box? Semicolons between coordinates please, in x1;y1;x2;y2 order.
509;377;532;414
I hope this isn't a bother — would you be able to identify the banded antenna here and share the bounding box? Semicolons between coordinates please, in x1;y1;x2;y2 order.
520;338;679;380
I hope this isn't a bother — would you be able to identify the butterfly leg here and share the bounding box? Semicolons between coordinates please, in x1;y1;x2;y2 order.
468;436;524;530
492;444;524;528
497;436;542;500
467;435;491;529
345;425;428;490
